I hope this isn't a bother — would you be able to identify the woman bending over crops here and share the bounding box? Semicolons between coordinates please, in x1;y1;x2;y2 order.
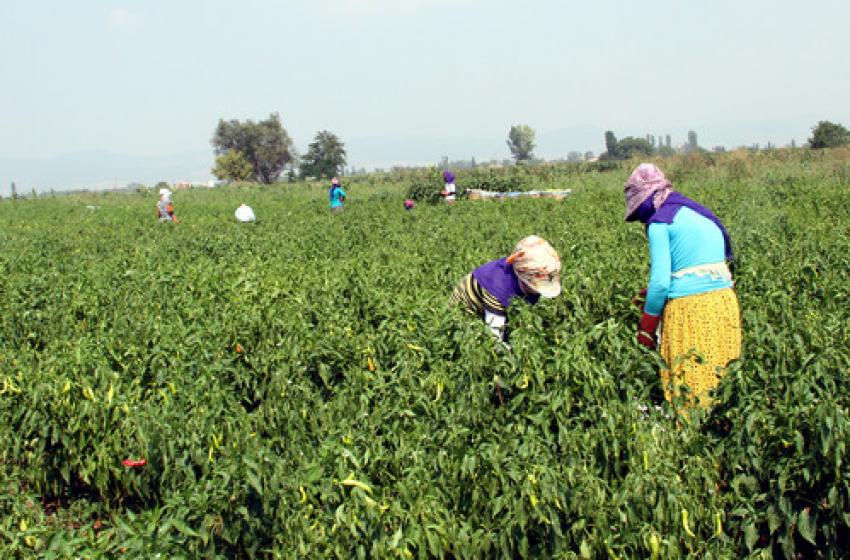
451;236;561;348
157;188;179;223
625;163;740;408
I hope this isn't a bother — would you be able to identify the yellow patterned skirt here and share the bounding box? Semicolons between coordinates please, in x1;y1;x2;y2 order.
659;288;741;408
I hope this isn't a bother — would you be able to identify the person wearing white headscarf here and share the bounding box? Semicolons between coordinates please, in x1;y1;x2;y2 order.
451;236;561;348
235;203;256;222
157;188;179;223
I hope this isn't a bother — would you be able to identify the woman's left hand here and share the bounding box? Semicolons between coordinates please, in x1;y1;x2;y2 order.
637;312;660;349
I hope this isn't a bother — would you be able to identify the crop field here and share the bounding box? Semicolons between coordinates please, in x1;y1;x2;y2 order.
1;151;849;558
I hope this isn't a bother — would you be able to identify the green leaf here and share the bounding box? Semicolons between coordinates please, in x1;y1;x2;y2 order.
798;508;817;545
744;523;758;551
247;472;263;495
767;506;782;534
171;518;200;538
389;527;403;548
304;464;323;483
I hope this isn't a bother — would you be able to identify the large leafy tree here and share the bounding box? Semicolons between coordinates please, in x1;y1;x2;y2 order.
211;150;254;182
299;131;347;179
602;131;659;160
212;113;295;184
506;125;536;161
604;130;619;159
809;120;850;149
617;137;655;158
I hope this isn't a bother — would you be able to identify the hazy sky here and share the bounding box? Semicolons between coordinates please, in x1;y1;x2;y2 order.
1;0;849;168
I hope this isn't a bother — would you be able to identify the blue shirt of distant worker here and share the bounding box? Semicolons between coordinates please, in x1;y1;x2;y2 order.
329;177;346;211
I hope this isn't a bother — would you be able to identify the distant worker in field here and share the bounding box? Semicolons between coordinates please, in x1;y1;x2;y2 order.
235;203;256;222
329;177;346;212
441;170;456;204
157;188;179;223
404;198;415;211
452;235;561;348
625;163;740;408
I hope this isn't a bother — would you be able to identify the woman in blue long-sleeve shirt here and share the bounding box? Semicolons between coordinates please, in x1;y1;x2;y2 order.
625;163;741;408
329;177;346;212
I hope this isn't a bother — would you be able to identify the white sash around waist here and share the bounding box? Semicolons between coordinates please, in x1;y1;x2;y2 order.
671;261;732;282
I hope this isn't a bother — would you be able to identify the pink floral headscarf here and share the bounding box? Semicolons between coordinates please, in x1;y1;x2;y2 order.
624;163;672;220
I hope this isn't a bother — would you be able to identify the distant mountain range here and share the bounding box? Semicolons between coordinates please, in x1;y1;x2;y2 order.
0;117;824;194
0;150;215;194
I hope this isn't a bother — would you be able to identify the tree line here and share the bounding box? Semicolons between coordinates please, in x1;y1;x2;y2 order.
210;116;850;184
599;121;850;161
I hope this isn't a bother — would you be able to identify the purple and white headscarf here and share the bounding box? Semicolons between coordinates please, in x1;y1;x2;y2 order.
624;163;671;220
443;170;455;184
625;163;734;261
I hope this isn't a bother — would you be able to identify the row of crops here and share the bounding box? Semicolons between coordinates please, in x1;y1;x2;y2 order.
1;151;849;558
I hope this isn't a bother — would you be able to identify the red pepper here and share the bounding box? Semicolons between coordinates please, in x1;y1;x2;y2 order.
122;458;146;468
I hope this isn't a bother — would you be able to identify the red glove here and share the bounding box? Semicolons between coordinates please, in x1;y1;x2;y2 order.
631;288;648;309
637;312;660;349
